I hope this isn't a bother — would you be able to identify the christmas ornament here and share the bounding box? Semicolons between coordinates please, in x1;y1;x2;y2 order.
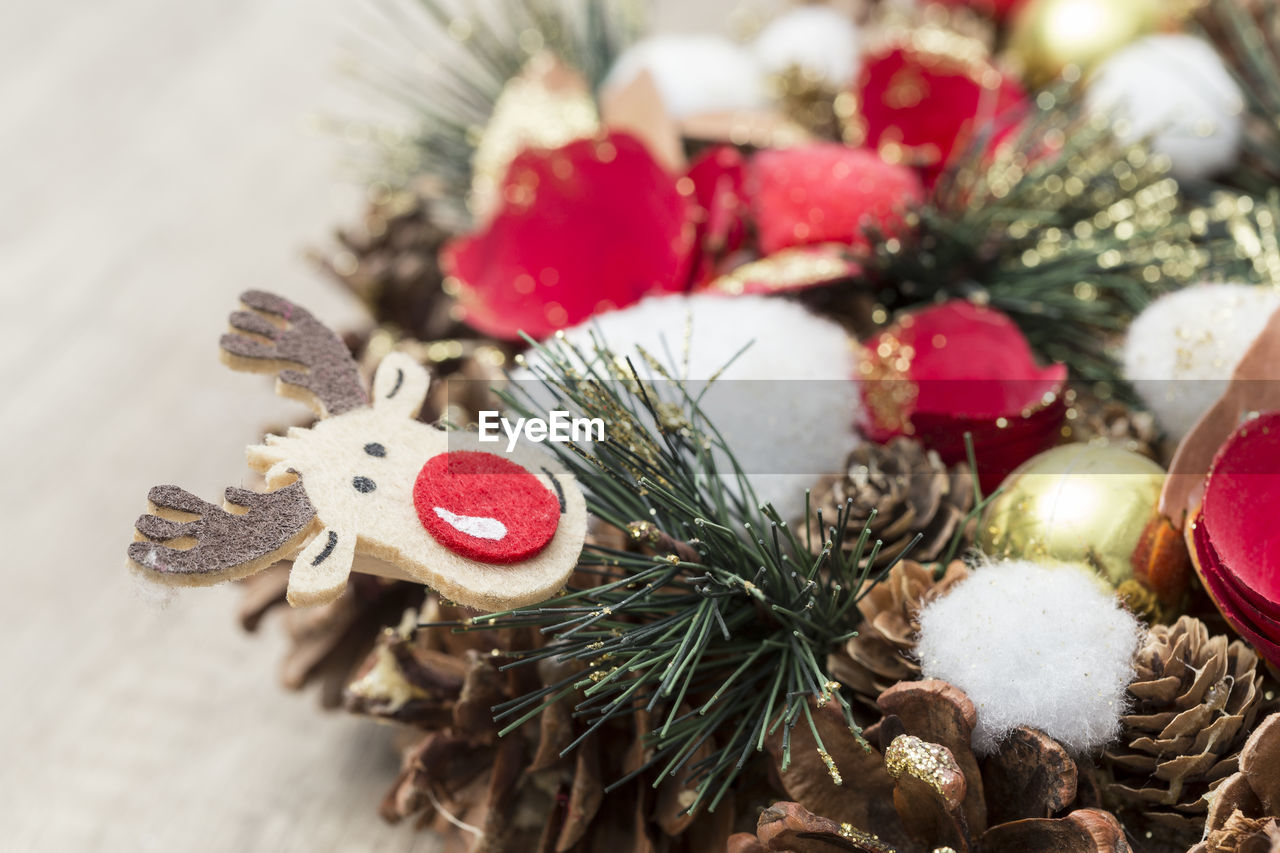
1190;713;1280;853
1007;0;1160;86
748;142;924;255
751;5;862;88
858;301;1067;492
978;443;1191;604
517;292;860;519
1124;283;1280;442
602;34;768;120
1104;616;1265;849
915;559;1144;753
827;559;971;707
1187;410;1280;668
440;132;696;340
808;437;974;571
126;291;587;612
847;38;1027;185
1086;34;1245;181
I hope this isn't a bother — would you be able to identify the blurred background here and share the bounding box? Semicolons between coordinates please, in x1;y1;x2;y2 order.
0;0;766;849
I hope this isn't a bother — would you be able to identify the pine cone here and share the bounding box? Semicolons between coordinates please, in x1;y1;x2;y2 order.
1190;712;1280;853
239;567;426;708
314;189;466;340
1063;387;1163;463
1104;616;1265;850
809;437;974;569
827;559;970;707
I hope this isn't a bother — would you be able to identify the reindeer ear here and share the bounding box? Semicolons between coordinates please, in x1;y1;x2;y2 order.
287;526;356;607
372;352;431;419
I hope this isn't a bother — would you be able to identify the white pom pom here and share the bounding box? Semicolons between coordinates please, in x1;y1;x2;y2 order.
915;560;1143;754
517;293;860;518
752;6;861;87
1123;283;1280;441
1086;34;1244;180
602;35;769;120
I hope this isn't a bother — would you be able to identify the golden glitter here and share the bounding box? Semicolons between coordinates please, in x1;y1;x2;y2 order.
705;244;855;295
885;734;955;796
817;748;843;786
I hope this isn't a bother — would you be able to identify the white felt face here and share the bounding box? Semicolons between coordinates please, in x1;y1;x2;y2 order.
247;353;587;611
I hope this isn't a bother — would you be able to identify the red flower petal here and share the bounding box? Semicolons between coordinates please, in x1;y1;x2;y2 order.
685;145;749;286
441;132;697;340
851;45;1027;187
859;301;1067;491
1193;411;1280;659
748;143;924;256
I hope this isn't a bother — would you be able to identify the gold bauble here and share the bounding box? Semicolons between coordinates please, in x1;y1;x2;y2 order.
1007;0;1160;86
978;444;1166;589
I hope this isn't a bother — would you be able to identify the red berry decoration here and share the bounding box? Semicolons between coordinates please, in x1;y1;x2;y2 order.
859;300;1067;491
748;143;924;256
849;43;1027;187
1188;411;1280;666
414;451;562;564
441;132;697;340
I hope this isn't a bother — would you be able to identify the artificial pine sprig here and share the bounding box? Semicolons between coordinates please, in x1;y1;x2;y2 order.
860;86;1230;387
1205;0;1280;195
430;332;917;813
349;0;643;229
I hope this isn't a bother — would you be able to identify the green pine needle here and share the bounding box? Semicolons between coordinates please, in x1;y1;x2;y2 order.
859;86;1236;388
428;332;916;813
347;0;644;230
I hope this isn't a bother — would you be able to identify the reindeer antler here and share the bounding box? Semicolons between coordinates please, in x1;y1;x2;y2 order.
220;290;367;417
128;481;317;584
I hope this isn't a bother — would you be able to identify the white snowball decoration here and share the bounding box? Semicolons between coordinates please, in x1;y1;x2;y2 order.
752;6;862;87
516;293;860;519
1123;283;1280;441
602;35;769;120
915;560;1143;755
1085;34;1244;180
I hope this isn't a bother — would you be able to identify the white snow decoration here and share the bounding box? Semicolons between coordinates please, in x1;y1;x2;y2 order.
752;6;862;87
1086;34;1244;180
601;35;769;120
916;559;1144;754
1123;283;1280;441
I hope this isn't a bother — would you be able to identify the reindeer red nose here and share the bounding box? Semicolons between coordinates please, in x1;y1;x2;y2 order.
413;451;562;564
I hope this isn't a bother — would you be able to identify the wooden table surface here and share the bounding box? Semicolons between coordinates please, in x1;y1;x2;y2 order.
0;0;756;849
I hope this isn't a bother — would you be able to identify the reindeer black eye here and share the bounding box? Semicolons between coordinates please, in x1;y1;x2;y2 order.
364;443;386;458
352;476;376;493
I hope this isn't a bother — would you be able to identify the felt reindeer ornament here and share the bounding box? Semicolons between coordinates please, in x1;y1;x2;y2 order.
127;291;587;611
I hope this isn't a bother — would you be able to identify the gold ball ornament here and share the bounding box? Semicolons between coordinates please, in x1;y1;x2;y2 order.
1007;0;1160;86
978;444;1190;612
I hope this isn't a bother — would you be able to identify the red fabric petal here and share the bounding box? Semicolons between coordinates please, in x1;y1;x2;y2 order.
748;143;924;256
859;301;1067;491
686;145;749;286
441;132;697;340
852;46;1027;187
1197;412;1280;638
1191;512;1280;664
